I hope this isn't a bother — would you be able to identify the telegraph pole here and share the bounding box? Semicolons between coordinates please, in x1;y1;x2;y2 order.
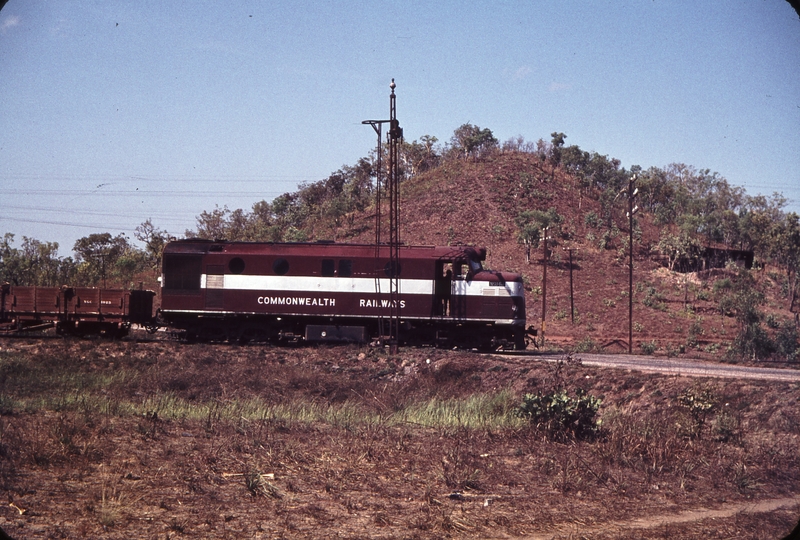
564;246;575;324
540;226;549;348
627;174;638;354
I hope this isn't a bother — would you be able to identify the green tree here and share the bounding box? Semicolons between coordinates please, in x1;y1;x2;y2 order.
719;268;774;361
767;212;800;310
22;237;63;286
515;208;563;263
549;132;566;164
0;234;76;286
658;231;701;272
189;205;233;240
135;219;170;275
73;233;138;286
450;124;498;159
737;193;787;267
246;200;281;241
400;135;440;177
0;233;24;285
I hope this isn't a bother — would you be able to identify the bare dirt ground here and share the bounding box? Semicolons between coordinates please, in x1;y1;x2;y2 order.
0;337;798;539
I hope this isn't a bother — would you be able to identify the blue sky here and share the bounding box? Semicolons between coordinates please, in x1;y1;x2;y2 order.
1;1;798;255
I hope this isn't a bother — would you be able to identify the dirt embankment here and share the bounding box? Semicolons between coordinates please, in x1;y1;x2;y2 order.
0;338;798;538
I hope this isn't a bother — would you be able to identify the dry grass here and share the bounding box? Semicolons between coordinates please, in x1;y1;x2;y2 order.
0;338;798;538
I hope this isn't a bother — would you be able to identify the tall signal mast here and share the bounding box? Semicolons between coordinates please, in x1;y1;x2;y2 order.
362;79;403;353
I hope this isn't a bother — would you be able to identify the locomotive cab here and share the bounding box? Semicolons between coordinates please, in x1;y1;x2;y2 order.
431;247;526;349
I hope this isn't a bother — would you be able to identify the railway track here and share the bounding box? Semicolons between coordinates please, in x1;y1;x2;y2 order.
2;330;797;383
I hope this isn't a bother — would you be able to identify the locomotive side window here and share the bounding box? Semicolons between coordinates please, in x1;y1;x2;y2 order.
228;257;245;274
163;255;202;290
338;260;352;277
273;258;289;275
384;261;402;277
321;259;335;277
452;261;469;277
468;258;483;273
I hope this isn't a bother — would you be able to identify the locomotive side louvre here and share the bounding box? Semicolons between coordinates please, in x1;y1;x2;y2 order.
159;240;527;348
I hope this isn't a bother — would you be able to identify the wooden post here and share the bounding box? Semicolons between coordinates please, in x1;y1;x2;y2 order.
541;227;548;348
628;175;637;354
566;247;575;324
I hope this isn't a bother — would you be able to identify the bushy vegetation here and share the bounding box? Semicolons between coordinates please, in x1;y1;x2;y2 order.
0;231;155;288
516;356;603;441
517;387;602;441
677;386;717;439
0;220;169;289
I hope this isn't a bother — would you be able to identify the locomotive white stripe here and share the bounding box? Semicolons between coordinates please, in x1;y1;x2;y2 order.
160;308;522;326
200;274;524;297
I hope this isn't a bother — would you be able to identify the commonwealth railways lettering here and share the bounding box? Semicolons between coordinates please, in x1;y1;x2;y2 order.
257;296;336;307
359;298;406;308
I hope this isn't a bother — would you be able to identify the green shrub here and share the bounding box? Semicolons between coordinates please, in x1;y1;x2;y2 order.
765;313;780;329
598;231;612;250
677;387;716;439
713;278;732;294
517;388;602;441
573;336;597;353
642;286;667;311
775;321;799;362
640;341;658;355
713;408;741;444
687;318;703;348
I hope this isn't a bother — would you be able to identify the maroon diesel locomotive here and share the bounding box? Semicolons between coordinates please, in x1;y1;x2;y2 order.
159;239;528;349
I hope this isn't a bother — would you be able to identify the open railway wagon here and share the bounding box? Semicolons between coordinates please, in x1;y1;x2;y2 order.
0;284;156;337
159;239;530;349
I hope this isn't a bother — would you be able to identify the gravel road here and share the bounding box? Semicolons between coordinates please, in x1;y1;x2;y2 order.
500;351;800;382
